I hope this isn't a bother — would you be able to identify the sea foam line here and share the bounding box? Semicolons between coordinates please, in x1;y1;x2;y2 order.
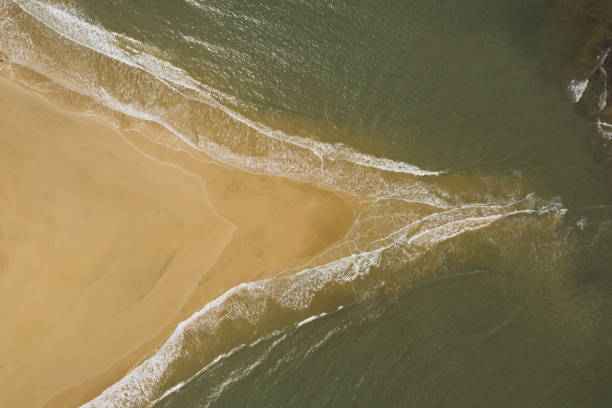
568;47;610;107
11;0;441;179
153;304;344;405
80;199;560;408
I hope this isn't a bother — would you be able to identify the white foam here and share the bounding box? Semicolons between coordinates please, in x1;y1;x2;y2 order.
568;79;588;103
297;313;326;327
595;47;610;68
597;119;612;140
598;66;608;111
12;0;441;183
568;47;610;106
296;306;344;327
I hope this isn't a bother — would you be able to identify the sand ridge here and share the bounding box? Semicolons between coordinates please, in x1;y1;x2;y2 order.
0;76;357;407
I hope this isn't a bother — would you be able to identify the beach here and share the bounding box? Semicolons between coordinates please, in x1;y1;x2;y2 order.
0;76;356;407
2;0;612;406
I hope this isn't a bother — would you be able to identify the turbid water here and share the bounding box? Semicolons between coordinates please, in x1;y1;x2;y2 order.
1;0;611;407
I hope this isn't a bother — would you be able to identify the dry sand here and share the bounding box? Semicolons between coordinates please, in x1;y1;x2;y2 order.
0;76;357;407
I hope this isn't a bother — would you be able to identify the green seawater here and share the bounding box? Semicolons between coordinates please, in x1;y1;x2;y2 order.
40;0;611;201
2;0;612;406
155;272;612;408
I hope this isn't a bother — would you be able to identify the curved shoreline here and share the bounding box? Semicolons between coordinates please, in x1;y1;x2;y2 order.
0;76;358;408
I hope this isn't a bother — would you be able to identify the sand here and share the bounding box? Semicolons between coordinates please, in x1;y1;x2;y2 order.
0;76;357;407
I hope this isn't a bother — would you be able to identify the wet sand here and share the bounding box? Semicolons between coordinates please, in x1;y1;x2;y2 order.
0;76;357;407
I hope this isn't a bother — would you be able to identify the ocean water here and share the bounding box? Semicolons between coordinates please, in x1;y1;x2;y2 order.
1;0;612;407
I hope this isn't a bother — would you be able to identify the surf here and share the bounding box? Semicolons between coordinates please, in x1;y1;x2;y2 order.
0;1;571;407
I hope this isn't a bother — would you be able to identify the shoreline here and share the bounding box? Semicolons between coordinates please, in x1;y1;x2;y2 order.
0;75;359;407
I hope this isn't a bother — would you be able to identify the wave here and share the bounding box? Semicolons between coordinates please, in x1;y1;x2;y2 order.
0;1;570;407
81;198;564;408
567;47;610;121
597;119;612;140
568;78;589;102
7;0;440;191
152;304;344;406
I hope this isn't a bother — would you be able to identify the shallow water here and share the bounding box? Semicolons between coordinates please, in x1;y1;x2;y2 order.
155;272;612;408
1;0;612;406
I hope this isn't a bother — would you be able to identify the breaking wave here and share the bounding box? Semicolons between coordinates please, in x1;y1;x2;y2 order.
83;200;564;408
